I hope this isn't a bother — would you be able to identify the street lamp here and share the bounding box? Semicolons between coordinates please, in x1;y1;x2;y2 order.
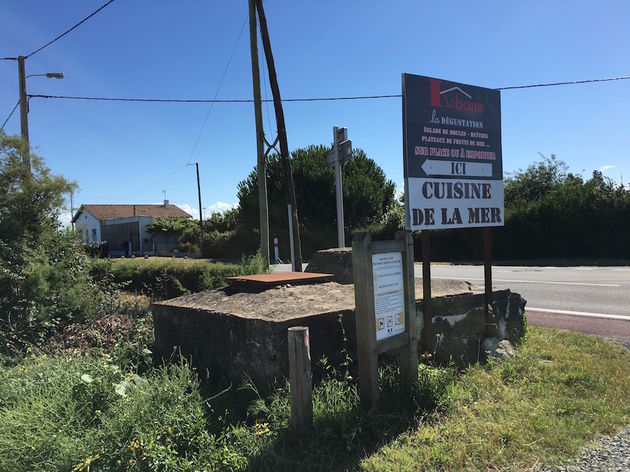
17;55;64;171
27;72;65;79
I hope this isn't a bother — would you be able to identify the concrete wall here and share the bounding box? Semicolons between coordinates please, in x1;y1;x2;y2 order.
153;289;525;388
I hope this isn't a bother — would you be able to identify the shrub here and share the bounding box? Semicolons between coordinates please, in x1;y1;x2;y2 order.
1;229;106;356
201;229;258;260
0;133;107;357
91;255;266;299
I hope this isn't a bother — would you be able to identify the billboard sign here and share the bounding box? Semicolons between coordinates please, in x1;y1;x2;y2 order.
402;73;504;230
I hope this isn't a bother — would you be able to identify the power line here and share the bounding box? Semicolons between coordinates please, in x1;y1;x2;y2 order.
187;13;249;164
28;93;400;103
497;75;630;90
26;0;116;58
1;101;19;130
116;164;188;201
26;74;630;106
115;12;249;200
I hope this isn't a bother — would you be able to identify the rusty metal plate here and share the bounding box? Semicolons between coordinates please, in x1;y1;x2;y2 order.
227;272;334;286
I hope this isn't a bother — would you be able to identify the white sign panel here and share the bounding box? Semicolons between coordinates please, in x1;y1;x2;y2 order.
372;252;405;341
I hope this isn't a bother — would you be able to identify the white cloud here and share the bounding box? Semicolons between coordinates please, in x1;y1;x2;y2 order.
206;201;238;214
173;203;199;220
58;209;73;228
151;201;201;220
600;165;616;172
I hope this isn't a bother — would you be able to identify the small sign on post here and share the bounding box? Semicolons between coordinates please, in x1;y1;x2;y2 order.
352;231;418;407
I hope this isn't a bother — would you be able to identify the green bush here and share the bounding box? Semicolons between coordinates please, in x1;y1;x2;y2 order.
201;229;258;260
91;255;265;299
0;133;109;357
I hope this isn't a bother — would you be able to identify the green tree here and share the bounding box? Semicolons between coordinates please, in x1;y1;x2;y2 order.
504;153;569;208
0;132;102;354
498;154;630;260
205;207;238;233
236;145;396;258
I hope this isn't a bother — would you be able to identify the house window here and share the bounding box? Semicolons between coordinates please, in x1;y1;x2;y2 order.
84;230;88;242
92;228;97;242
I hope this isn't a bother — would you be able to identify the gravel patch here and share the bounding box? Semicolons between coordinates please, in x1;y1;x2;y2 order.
532;427;630;472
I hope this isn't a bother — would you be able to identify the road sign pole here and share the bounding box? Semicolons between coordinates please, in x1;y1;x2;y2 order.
330;126;351;248
335;156;345;248
421;231;432;354
483;227;498;336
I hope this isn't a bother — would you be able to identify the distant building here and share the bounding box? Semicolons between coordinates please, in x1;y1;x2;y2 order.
71;200;192;256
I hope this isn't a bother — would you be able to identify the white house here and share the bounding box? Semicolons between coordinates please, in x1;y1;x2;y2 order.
72;200;192;256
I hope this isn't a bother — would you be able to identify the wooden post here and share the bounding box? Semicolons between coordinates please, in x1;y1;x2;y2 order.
352;233;379;405
248;0;270;269
483;227;497;336
17;55;30;171
288;326;313;432
421;231;432;354
255;0;303;271
396;230;418;384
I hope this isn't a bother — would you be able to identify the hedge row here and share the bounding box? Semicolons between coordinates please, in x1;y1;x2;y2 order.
90;255;264;299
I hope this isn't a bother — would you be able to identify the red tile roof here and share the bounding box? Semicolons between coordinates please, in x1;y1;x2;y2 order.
72;203;192;222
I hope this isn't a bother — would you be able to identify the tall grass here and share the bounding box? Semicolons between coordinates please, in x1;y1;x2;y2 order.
0;355;245;471
2;327;629;471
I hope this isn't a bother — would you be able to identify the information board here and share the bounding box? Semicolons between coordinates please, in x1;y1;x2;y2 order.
372;252;405;341
402;73;504;230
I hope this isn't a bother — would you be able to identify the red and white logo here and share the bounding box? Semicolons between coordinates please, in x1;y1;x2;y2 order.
429;79;484;113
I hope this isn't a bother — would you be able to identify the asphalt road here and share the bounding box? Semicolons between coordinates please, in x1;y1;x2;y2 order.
420;264;630;345
273;262;630;343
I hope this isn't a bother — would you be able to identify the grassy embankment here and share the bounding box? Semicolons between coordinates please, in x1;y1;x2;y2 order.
1;323;629;471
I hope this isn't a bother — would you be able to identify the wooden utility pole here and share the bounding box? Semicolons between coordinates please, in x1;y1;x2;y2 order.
248;0;270;268
195;162;204;242
17;55;30;171
70;191;75;231
255;0;303;271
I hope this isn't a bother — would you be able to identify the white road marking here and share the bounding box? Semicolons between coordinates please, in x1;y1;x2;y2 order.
527;307;630;322
420;275;620;288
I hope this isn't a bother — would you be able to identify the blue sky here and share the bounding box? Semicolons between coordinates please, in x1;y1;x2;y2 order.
1;1;629;224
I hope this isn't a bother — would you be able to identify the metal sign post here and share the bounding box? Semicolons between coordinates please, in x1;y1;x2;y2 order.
327;126;352;248
352;231;418;407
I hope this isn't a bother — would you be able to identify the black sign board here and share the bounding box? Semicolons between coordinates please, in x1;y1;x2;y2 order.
402;73;504;230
